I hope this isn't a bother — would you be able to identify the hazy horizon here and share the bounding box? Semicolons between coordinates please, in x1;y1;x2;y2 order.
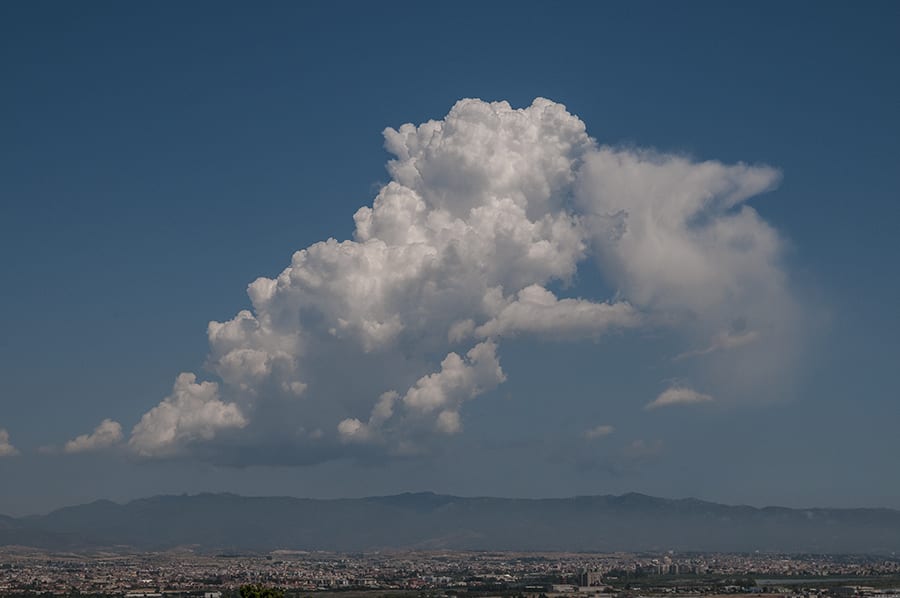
5;489;900;520
5;491;900;555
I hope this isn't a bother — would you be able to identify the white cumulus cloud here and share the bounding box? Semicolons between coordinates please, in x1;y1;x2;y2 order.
130;373;247;458
645;386;714;410
64;419;123;453
119;97;803;464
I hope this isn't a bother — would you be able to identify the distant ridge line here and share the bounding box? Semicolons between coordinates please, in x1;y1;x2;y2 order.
36;490;897;514
2;492;898;554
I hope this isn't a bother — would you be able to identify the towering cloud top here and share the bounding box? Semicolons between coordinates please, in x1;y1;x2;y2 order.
122;98;796;463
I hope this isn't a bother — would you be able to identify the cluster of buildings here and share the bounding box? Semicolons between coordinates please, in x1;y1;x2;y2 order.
0;548;897;597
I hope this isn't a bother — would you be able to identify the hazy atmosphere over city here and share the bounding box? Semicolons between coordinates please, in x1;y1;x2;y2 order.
1;1;898;517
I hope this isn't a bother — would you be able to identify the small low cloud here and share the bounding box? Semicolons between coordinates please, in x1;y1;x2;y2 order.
64;419;124;454
0;429;19;457
584;424;615;440
645;386;713;410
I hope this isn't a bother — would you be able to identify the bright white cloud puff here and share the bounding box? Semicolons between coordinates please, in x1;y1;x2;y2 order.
64;419;124;454
130;373;246;457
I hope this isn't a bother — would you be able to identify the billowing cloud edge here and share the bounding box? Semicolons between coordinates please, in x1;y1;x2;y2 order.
73;97;802;465
64;419;124;454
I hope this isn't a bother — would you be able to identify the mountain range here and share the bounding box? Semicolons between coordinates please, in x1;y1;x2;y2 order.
1;492;898;554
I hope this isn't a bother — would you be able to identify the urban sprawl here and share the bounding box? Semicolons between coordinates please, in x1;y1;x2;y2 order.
1;549;899;598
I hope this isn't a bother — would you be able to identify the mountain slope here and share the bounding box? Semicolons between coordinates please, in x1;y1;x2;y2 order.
1;492;898;554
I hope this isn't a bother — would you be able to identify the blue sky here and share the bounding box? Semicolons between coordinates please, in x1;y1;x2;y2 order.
1;1;898;516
